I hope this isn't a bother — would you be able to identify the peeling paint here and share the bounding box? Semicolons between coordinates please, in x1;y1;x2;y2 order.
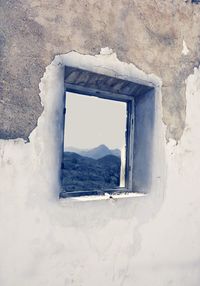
182;40;190;55
1;1;200;284
1;1;200;141
0;56;200;285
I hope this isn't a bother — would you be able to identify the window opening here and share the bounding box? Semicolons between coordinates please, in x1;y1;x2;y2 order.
60;66;154;198
62;93;127;195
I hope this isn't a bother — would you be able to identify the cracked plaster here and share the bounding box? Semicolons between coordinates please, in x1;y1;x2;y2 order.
1;0;200;141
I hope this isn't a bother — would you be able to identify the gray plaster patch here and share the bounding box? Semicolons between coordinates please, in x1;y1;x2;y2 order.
1;0;200;141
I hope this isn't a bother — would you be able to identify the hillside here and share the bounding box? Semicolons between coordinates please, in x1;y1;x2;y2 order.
62;152;121;192
66;144;121;159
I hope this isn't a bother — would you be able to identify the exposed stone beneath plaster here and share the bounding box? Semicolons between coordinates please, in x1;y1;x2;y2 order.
1;0;200;141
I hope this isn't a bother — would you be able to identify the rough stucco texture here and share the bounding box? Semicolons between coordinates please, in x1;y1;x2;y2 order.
0;0;200;141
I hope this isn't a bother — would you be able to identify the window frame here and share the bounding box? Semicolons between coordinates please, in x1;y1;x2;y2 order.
59;66;154;198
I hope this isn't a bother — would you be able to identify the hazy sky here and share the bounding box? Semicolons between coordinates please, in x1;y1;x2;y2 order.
64;92;127;150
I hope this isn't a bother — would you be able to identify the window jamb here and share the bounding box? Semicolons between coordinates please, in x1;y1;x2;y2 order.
125;98;135;191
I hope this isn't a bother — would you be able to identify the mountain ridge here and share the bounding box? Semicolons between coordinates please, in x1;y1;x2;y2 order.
65;144;121;159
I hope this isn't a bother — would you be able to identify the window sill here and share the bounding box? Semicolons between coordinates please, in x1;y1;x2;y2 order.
59;191;146;202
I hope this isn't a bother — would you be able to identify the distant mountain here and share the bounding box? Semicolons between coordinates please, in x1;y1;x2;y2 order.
111;148;121;158
66;144;121;159
62;152;121;192
80;144;111;159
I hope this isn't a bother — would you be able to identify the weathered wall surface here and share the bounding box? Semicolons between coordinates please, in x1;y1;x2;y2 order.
1;1;200;286
1;0;200;141
0;55;200;285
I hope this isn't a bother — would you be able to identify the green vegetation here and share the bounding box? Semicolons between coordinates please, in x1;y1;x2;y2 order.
62;152;121;192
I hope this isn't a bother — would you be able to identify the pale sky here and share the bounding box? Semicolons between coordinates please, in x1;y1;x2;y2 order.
64;92;127;150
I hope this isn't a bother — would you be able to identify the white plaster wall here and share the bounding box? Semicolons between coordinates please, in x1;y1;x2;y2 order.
0;51;200;286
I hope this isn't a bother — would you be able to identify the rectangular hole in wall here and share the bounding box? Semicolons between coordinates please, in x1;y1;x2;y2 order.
59;66;155;199
62;92;127;196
